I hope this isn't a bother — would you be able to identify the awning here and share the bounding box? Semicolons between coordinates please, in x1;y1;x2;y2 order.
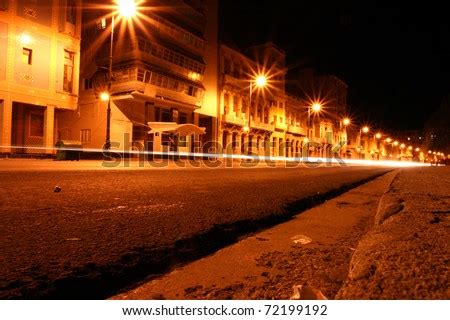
148;122;206;137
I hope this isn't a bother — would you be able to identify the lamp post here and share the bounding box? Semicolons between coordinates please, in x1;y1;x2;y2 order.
244;74;267;154
102;0;137;150
307;103;321;157
248;75;267;128
308;103;321;140
359;126;369;159
341;118;350;158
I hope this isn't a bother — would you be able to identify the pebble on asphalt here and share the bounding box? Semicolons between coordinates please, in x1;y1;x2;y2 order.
54;186;62;193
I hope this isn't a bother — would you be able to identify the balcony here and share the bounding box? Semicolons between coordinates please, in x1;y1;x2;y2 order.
287;125;307;135
273;122;287;131
250;119;274;132
223;113;246;126
144;85;202;107
223;74;248;90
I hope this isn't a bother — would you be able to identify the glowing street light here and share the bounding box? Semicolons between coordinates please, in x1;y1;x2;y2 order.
408;146;413;151
247;73;269;137
386;138;392;143
393;141;399;146
311;103;322;113
118;0;137;18
375;133;382;139
343;118;351;126
415;148;420;152
103;0;139;150
255;75;268;88
362;126;369;134
100;92;110;101
400;143;405;149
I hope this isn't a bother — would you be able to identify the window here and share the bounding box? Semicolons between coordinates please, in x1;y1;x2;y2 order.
161;109;171;122
66;0;76;24
80;129;91;143
179;136;188;147
29;113;44;137
186;86;198;97
22;48;32;65
179;112;187;124
0;0;8;11
63;50;74;93
154;107;161;122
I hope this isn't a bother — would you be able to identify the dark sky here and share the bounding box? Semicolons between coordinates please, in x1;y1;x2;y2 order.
219;0;450;131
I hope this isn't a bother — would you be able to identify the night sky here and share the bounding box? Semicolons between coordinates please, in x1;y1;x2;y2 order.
220;0;450;131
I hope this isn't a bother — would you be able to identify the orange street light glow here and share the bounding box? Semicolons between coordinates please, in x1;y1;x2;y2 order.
362;126;369;134
312;103;322;113
400;144;405;149
386;138;392;143
393;141;399;146
100;92;110;101
255;75;268;88
375;133;382;139
117;0;137;18
415;148;420;152
343;118;351;126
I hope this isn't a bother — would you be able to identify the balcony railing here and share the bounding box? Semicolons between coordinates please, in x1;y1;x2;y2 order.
250;118;274;131
273;122;287;131
144;85;202;107
223;113;246;126
287;125;307;135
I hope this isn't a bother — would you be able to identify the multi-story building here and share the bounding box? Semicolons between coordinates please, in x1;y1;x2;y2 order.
219;42;308;158
0;0;82;154
288;71;349;158
59;0;218;153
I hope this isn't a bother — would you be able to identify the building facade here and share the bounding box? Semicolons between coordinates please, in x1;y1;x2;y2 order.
59;0;218;153
0;0;82;154
288;71;349;158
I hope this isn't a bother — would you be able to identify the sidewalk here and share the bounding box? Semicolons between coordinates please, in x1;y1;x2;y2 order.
113;167;449;300
113;171;398;300
337;167;449;299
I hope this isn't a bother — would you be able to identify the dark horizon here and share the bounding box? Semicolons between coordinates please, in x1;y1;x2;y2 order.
219;0;450;131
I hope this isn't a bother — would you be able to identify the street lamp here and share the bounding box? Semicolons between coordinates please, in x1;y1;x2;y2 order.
343;118;351;126
104;0;138;150
307;102;321;143
246;74;268;154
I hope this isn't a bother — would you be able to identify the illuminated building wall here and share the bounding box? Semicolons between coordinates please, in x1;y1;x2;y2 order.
0;0;82;154
60;0;219;153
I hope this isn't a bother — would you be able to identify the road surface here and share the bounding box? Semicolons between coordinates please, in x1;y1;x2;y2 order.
0;161;391;299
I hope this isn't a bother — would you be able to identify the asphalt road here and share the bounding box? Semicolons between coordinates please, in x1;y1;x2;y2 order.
0;163;391;299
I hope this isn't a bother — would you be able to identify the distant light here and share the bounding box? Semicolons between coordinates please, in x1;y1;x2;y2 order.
407;137;411;141
408;146;413;151
117;0;137;18
393;141;399;146
386;138;392;143
243;125;249;133
428;150;432;154
100;92;110;101
303;137;309;143
400;144;405;149
375;133;382;139
343;118;351;126
362;126;369;134
415;148;420;152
